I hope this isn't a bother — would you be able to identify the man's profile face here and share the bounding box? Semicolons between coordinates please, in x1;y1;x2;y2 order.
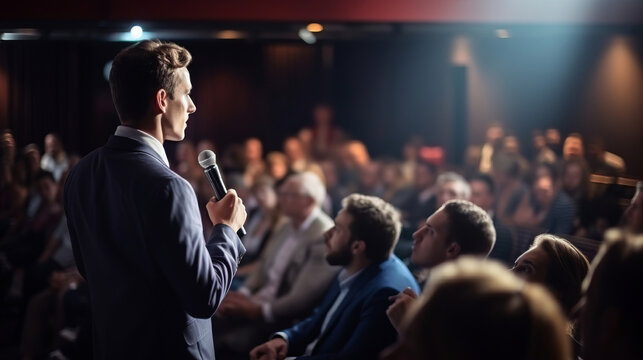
324;209;354;266
162;67;196;141
411;208;450;268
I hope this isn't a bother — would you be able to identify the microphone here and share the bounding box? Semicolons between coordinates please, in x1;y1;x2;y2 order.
198;150;246;237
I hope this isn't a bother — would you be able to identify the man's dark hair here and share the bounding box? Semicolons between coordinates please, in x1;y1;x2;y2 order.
469;173;495;196
341;194;402;263
442;200;495;256
109;40;192;123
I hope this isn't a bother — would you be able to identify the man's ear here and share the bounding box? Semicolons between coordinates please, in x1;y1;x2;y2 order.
352;239;366;255
446;241;461;259
155;88;168;113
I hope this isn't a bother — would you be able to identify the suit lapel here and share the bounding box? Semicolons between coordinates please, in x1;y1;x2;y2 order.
313;261;383;348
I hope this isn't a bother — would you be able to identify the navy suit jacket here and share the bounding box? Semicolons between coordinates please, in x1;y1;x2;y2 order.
283;256;420;360
64;135;245;359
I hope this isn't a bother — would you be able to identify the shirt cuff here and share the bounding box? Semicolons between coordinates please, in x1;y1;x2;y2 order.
272;332;289;343
262;302;274;322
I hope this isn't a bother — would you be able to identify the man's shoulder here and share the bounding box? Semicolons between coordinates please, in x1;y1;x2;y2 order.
368;257;419;293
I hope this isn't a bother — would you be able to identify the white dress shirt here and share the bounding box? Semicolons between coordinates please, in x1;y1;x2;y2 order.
114;125;170;167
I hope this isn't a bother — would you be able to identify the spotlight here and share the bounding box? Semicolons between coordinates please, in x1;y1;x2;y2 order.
130;25;143;39
306;23;323;33
298;28;316;44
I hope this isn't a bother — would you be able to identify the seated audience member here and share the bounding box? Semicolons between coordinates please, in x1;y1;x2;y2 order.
382;258;571;360
502;135;530;177
512;234;590;316
514;172;576;234
587;136;626;176
562;133;585;161
356;161;383;197
469;174;514;265
378;158;411;209
40;133;70;182
266;151;290;184
580;229;643;360
250;194;420;360
243;137;267;187
532;130;557;165
562;158;620;239
398;160;438;230
387;200;496;332
237;176;285;271
492;152;530;225
478;123;505;174
623;182;643;234
214;172;337;355
435;171;471;207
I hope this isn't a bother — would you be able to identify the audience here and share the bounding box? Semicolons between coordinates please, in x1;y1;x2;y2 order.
40;133;69;182
249;194;419;360
512;234;590;316
213;172;337;356
382;258;572;360
1;116;638;360
580;229;643;360
386;199;495;332
469;173;514;264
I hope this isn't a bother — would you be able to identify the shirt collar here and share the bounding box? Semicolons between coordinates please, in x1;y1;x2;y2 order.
337;268;364;290
114;125;170;167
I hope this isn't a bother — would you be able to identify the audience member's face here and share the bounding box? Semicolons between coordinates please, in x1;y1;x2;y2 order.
277;178;310;218
1;132;15;151
486;126;504;145
562;163;584;193
411;209;450;268
161;67;196;142
503;136;520;154
254;184;277;210
512;246;549;283
625;191;643;234
44;134;61;156
546;129;561;146
437;181;466;207
37;177;59;204
533;135;546;150
325;209;354;266
470;180;494;213
563;137;584;159
313;105;332;126
414;165;435;190
284;138;303;161
533;176;555;208
359;162;380;189
244;139;263;162
268;155;288;180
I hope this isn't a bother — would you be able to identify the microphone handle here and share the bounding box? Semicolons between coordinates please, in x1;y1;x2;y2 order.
205;165;247;237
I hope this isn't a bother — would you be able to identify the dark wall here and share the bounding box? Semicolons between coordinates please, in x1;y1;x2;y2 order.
1;27;642;177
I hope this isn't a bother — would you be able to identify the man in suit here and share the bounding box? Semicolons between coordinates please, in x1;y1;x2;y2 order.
214;171;338;355
250;194;420;360
64;40;247;359
386;200;495;332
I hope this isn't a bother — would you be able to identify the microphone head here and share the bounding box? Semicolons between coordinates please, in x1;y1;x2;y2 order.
198;150;217;169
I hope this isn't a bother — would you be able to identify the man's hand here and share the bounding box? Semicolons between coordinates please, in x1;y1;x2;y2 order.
250;338;288;360
206;189;247;232
216;291;262;320
386;287;418;333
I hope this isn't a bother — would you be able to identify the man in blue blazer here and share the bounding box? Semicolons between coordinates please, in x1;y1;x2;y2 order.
64;40;247;359
250;194;420;360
